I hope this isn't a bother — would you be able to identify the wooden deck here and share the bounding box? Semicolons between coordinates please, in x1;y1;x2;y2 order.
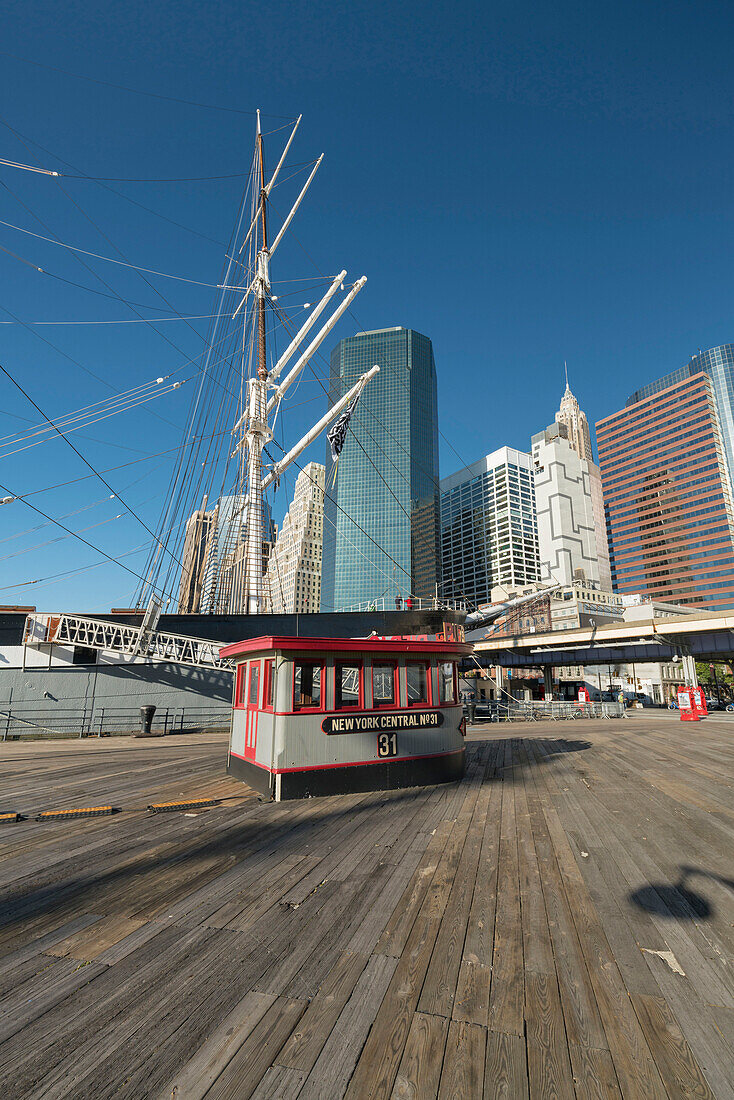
0;715;732;1098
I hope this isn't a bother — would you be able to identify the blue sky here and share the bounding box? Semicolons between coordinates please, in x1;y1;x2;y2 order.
2;0;734;609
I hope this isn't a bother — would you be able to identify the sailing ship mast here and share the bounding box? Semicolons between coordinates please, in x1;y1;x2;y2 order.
236;111;379;614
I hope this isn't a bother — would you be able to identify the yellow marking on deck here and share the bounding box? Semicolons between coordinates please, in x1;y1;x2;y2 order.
36;805;114;821
147;797;221;813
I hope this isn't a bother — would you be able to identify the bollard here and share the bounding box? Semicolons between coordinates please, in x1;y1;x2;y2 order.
138;705;157;737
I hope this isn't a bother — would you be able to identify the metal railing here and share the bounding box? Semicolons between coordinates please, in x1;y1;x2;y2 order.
0;703;231;741
466;699;626;723
334;596;468;614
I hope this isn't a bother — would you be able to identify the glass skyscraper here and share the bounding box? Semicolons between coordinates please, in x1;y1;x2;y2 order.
320;327;440;611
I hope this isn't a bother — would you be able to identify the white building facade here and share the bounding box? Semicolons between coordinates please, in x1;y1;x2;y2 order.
265;463;325;614
554;383;612;589
440;447;540;604
532;423;601;587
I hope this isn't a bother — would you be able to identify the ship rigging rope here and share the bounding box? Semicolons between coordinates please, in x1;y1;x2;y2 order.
0;543;150;593
0;50;298;120
0;117;233;249
0;360;188;579
0;375;183;445
0;145;261;438
0;313;226;325
0;386;188;459
0;475;178;599
0;219;241;288
0;157;252;182
135;167;256;604
0;168;228;419
1;427;234;507
0;511;128;562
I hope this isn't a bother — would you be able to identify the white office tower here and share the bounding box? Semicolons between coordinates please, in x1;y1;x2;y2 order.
440;447;540;604
265;463;325;613
554;382;612;589
531;422;603;586
555;379;593;461
586;457;612;589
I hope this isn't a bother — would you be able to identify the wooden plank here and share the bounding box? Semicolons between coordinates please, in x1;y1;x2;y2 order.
0;913;104;998
249;1065;307;1099
419;766;490;1018
0;926;210;1095
524;973;575;1100
344;910;445;1099
483;1031;529;1100
530;765;669;1099
631;994;717;1099
568;1045;622;1100
0;957;108;1046
159;990;276;1100
488;745;524;1036
522;754;609;1051
202;996;306;1100
515;747;555;976
391;1011;448;1099
44;914;145;960
344;810;475;1099
298;953;398;1100
276;951;368;1072
374;820;453;958
453;773;502;1025
437;1019;486;1099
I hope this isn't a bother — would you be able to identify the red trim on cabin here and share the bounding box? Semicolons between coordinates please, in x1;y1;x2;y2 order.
229;747;464;774
219;635;472;660
268;702;462;717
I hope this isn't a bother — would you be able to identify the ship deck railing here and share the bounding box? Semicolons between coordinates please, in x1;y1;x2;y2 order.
0;702;231;741
333;596;468;613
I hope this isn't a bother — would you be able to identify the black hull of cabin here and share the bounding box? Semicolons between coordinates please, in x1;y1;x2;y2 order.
227;748;465;801
227;755;274;797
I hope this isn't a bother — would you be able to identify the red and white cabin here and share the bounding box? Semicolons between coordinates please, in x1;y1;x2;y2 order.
219;635;472;800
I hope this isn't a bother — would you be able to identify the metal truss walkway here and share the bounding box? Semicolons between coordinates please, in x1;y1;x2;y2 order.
23;613;236;672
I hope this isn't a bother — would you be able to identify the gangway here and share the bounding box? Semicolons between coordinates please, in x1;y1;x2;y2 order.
23;613;236;672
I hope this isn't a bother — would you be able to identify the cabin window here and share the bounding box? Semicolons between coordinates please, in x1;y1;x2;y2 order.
236;663;247;707
406;662;430;707
248;661;260;706
263;659;275;710
294;662;322;710
372;663;396;708
335;662;362;709
439;662;457;704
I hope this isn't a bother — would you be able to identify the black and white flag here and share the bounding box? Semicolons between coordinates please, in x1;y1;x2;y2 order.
327;395;360;463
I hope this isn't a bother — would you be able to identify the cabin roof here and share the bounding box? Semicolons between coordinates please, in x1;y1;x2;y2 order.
219;635;473;660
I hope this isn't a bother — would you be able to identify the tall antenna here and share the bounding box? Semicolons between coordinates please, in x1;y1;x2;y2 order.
564;359;569;389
